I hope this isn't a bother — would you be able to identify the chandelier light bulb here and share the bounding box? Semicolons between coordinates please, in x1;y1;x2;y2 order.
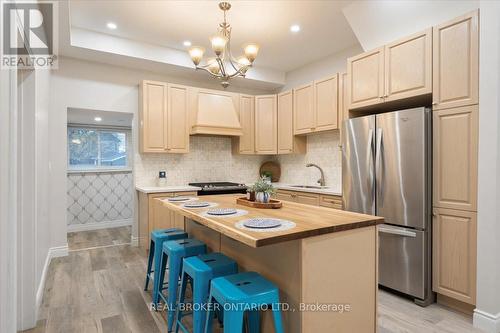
188;46;205;66
207;58;221;74
243;43;259;63
210;35;228;56
237;56;251;67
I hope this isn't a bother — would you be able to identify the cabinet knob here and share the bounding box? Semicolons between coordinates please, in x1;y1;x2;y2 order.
432;101;437;106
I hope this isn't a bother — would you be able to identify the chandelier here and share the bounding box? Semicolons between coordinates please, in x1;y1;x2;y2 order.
187;2;260;88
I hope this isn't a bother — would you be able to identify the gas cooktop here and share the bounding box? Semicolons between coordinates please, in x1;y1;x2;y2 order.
188;182;247;195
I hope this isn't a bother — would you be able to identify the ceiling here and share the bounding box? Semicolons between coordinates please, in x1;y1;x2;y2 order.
69;0;359;72
67;108;134;127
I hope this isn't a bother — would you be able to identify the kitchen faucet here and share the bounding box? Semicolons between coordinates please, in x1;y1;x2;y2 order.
306;163;325;187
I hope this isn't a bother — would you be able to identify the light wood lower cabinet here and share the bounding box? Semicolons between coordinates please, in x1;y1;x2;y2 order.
433;105;478;211
138;191;197;250
432;10;479;110
275;189;342;209
433;208;477;305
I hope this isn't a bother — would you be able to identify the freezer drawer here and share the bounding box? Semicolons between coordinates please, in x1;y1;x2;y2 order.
378;224;426;300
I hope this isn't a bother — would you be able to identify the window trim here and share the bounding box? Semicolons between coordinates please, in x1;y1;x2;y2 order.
67;125;131;172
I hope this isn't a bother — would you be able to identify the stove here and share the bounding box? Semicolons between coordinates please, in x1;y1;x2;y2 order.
189;182;248;196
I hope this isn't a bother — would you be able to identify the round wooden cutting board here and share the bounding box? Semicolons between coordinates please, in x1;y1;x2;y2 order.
259;161;281;182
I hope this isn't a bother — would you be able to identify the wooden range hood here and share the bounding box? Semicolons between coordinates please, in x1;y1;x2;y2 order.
189;87;243;136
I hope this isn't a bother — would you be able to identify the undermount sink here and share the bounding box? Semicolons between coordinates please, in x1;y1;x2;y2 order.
289;185;329;189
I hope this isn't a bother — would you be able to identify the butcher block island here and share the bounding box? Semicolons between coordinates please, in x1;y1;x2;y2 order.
158;194;384;333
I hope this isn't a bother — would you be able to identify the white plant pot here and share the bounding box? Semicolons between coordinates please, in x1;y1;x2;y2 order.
256;192;270;203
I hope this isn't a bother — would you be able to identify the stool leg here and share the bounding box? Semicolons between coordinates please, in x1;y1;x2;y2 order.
224;310;244;333
167;255;182;332
144;240;154;291
192;276;210;333
271;302;285;333
175;269;189;333
247;310;260;333
154;251;168;309
204;293;215;333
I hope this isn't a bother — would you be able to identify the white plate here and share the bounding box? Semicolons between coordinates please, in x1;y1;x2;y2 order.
243;218;282;229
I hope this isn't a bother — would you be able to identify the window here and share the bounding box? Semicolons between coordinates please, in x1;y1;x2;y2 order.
68;127;129;170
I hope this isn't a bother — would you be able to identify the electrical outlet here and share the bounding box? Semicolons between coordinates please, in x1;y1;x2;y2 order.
159;171;166;179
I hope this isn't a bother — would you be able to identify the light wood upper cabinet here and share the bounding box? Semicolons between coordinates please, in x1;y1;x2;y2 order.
347;47;385;110
433;208;477;305
314;75;339;131
278;90;306;154
433;10;479;110
433;105;478;212
140;80;168;153
255;94;278;154
139;80;189;153
385;28;432;102
235;94;255;154
339;72;349;128
293;83;315;134
167;84;189;153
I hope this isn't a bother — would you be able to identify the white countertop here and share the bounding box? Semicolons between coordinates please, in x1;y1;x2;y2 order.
135;185;201;194
271;183;342;196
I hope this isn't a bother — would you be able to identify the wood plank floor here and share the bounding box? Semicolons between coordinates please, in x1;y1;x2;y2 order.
24;227;482;333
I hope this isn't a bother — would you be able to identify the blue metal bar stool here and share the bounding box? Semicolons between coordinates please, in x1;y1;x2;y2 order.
205;271;285;333
144;228;188;307
175;253;238;333
158;238;207;332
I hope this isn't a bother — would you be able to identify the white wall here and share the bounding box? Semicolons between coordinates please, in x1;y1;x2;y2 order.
279;45;362;92
0;69;18;333
474;1;500;332
342;0;479;51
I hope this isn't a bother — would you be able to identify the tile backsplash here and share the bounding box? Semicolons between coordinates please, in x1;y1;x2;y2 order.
135;132;342;193
275;131;342;193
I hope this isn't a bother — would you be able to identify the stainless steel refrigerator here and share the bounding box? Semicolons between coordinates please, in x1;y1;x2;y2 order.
342;107;433;305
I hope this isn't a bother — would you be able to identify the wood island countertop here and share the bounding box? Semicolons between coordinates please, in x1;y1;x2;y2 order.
159;194;384;247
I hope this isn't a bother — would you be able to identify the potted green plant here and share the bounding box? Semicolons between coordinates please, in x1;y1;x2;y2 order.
251;176;276;203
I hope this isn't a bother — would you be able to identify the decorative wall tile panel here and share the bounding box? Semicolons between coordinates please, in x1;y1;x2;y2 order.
67;171;133;226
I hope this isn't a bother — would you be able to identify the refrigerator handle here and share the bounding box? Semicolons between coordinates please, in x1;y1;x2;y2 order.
366;129;375;195
378;225;417;238
375;128;383;199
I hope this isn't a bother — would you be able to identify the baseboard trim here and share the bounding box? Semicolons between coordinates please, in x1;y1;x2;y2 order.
474;309;500;333
67;219;132;232
35;244;69;316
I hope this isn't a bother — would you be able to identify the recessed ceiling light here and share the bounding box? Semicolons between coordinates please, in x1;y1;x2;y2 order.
290;24;301;33
106;22;117;30
94;117;102;122
183;40;192;47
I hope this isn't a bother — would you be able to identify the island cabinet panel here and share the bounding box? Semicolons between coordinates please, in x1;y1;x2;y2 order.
140;81;167;152
384;28;432;102
432;10;479;110
139;80;190;153
138;191;197;250
235;94;255;154
166;84;190;153
255;94;278;154
314;74;339;131
277;91;306;154
301;226;378;332
432;208;477;305
433;105;478;212
347;47;385;110
293;83;315;134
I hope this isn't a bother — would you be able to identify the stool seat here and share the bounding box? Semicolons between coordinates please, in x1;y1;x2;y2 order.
159;238;207;332
176;253;238;333
205;272;284;333
144;228;187;308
